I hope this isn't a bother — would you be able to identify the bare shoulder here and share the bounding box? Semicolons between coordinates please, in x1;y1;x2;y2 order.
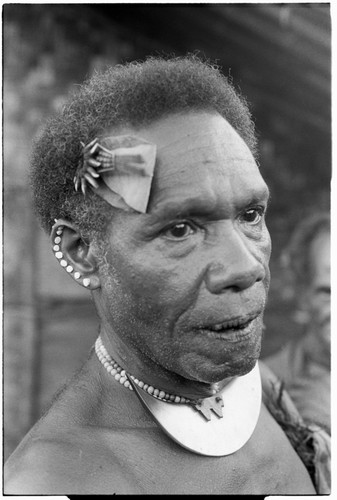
4;424;140;495
4;357;151;494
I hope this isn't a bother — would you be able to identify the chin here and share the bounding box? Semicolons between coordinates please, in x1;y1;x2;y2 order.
174;323;263;383
183;348;261;384
211;336;262;381
227;356;259;378
220;356;259;382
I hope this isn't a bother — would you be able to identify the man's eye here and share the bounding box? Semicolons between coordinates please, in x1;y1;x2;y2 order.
241;207;265;225
163;222;195;240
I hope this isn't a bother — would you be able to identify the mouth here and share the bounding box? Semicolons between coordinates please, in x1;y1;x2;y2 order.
196;314;261;341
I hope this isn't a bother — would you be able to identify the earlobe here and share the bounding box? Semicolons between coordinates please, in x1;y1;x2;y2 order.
50;219;101;290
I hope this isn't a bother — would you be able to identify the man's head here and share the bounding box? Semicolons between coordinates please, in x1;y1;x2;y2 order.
31;56;271;389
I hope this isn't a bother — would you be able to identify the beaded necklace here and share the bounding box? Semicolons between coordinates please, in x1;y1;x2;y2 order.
95;336;191;403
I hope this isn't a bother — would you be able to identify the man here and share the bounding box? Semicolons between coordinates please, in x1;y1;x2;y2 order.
4;56;329;494
264;213;330;432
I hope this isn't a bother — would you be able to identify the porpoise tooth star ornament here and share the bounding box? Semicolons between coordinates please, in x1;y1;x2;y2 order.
73;135;157;213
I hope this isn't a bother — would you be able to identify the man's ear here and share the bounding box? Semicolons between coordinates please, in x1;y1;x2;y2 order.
50;219;101;290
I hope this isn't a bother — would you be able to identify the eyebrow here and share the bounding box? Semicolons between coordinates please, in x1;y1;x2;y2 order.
150;197;217;220
149;186;270;221
246;186;271;206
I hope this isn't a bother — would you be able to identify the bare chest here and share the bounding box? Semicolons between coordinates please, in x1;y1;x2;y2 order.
80;405;316;495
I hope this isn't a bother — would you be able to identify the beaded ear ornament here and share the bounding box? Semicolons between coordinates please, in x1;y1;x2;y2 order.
74;135;157;213
52;222;90;288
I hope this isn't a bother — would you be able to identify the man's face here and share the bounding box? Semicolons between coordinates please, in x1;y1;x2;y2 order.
99;112;271;383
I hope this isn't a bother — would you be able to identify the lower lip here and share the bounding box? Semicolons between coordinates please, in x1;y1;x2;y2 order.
200;317;258;342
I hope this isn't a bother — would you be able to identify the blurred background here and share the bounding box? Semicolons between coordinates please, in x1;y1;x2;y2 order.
3;3;331;460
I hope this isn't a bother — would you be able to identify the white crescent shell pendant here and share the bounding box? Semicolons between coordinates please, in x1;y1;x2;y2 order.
128;362;262;457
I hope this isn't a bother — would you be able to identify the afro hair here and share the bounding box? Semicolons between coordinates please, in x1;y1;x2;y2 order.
30;55;258;238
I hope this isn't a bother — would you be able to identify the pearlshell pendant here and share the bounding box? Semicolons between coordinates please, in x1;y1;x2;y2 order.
129;362;262;457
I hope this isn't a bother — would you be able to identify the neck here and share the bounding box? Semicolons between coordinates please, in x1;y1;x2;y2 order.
99;328;233;400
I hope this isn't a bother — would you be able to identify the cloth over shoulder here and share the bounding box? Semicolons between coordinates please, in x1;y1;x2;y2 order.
259;361;331;494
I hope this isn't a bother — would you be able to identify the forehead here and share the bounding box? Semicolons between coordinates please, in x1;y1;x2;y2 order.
138;111;256;166
128;112;267;213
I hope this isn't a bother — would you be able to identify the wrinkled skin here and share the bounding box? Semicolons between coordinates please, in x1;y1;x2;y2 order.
96;111;271;398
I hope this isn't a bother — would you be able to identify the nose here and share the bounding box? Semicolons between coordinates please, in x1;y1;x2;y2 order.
204;230;266;294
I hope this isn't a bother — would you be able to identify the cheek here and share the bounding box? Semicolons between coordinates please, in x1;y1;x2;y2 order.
136;262;202;317
105;248;204;320
261;230;271;285
262;227;272;262
311;300;330;323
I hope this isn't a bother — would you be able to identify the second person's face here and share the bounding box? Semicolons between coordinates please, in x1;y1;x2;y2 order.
306;229;330;367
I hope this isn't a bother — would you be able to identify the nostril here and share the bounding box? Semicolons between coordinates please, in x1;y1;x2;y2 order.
205;261;265;294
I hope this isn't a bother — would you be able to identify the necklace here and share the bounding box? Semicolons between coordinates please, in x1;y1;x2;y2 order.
95;335;262;456
95;336;191;403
